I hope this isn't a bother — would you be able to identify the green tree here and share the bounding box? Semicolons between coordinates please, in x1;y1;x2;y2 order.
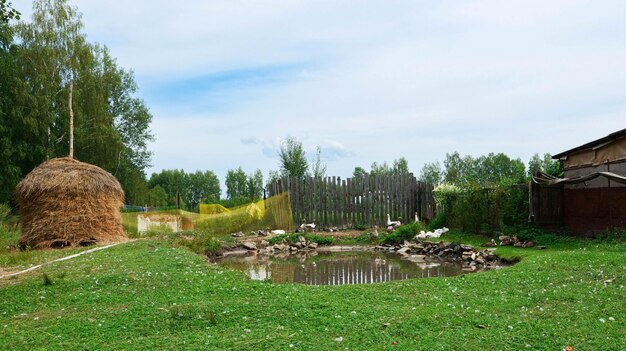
0;0;20;22
528;153;563;178
278;136;308;177
149;169;188;206
0;5;18;202
443;152;468;184
187;170;220;211
310;146;327;178
225;167;248;199
266;170;281;189
419;161;442;184
444;151;526;186
370;158;408;177
352;166;367;178
392;157;409;175
370;161;391;176
246;169;264;200
147;185;168;207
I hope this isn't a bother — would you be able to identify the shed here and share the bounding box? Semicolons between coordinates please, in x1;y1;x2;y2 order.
537;128;626;235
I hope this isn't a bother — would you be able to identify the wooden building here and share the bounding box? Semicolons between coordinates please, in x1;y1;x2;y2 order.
536;128;626;235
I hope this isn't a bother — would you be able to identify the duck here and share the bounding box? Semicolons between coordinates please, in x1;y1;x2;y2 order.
387;214;401;228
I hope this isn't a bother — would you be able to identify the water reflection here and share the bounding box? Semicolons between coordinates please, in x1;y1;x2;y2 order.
216;251;469;285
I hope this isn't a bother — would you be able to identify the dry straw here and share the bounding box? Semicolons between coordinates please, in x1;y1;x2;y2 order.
15;157;127;249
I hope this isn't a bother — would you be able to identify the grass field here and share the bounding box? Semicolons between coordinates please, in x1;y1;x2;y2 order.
0;230;624;350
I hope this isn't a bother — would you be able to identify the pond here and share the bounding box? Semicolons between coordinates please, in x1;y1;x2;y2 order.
216;250;489;285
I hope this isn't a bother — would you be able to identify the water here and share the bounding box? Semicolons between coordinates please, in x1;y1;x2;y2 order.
215;250;474;285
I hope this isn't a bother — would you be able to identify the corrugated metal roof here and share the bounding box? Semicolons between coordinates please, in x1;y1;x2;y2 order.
553;128;626;159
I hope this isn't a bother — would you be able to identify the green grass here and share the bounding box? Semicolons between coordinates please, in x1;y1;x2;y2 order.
0;226;89;271
0;232;624;350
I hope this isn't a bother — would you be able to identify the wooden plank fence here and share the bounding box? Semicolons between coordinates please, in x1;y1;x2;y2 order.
268;174;435;230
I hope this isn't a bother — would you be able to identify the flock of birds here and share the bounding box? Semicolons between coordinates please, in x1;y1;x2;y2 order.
299;212;448;241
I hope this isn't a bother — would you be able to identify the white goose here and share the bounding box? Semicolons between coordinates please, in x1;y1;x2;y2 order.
387;214;401;228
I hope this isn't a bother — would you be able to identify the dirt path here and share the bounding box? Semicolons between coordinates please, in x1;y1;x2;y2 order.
0;241;129;280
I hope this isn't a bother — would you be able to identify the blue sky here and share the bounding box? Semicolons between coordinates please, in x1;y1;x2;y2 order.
17;0;626;188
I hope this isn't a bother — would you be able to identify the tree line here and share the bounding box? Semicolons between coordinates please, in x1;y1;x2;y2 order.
144;167;264;211
418;151;563;187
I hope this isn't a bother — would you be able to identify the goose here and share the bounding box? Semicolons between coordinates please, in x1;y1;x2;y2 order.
299;222;316;230
387;214;401;228
369;226;379;241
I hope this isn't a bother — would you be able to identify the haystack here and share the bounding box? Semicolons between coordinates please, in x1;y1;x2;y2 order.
15;157;126;249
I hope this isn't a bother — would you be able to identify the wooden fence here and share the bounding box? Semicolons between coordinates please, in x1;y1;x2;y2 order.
268;174;435;230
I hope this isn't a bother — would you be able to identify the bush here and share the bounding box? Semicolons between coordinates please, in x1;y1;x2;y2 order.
381;222;427;244
496;185;529;230
594;228;626;244
428;212;448;231
433;182;530;233
353;223;369;231
171;230;223;256
452;184;491;233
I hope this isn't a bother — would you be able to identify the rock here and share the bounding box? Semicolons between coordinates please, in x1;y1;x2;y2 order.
536;245;547;250
231;231;245;237
274;243;288;251
307;242;318;249
407;254;426;262
386;226;394;232
499;235;512;245
411;243;425;251
257;230;268;236
259;240;269;248
271;230;286;235
481;239;497;247
460;245;474;251
475;255;485;264
397;247;411;255
242;242;257;250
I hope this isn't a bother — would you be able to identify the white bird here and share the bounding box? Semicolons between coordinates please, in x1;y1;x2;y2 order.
299;222;316;230
387;214;401;227
414;212;420;223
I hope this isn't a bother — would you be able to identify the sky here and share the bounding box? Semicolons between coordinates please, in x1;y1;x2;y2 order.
16;0;626;187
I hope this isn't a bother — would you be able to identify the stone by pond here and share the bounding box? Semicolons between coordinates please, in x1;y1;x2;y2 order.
215;247;507;285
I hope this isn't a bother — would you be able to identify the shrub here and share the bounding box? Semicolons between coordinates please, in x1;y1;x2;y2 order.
428;212;448;231
381;222;427;244
353;223;369;231
171;230;223;256
433;182;530;233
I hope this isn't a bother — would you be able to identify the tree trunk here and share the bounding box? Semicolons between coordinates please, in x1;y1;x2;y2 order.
69;80;74;159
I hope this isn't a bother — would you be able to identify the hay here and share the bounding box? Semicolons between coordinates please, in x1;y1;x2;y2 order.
15;157;126;249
